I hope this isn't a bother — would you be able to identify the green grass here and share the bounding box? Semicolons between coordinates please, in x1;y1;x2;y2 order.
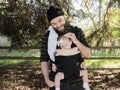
0;60;40;67
0;50;120;68
0;50;40;67
85;59;120;68
0;51;34;57
85;52;120;68
92;52;120;57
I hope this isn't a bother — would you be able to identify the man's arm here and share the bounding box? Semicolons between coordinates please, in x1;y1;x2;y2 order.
41;61;54;87
74;39;91;58
40;31;54;87
64;33;91;58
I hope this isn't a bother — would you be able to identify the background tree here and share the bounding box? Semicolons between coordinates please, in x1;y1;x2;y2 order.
73;0;120;46
0;0;120;47
0;0;73;47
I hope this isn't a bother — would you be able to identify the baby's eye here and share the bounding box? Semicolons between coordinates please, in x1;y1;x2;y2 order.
65;44;67;46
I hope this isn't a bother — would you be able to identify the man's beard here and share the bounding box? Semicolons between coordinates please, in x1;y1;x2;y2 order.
53;26;65;32
53;24;68;35
53;28;65;36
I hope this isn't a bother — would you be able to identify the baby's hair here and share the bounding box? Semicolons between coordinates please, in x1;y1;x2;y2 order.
57;36;65;47
57;35;71;47
58;35;65;41
58;35;71;41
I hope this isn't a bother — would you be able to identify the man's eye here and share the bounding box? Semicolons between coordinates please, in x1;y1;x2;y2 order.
53;23;57;26
65;44;67;46
59;19;62;22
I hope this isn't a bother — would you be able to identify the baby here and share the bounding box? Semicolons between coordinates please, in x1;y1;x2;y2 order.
52;35;91;90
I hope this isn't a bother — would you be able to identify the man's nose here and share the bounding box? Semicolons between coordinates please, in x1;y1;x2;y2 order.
57;23;61;27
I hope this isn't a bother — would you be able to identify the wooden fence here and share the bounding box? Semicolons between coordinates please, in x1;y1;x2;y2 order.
0;46;120;70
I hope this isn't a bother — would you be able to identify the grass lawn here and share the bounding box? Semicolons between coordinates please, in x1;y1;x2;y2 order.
0;50;40;67
0;50;120;68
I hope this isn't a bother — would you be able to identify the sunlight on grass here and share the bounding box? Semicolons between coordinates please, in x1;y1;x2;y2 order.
85;59;120;68
86;50;120;68
0;50;40;67
0;51;39;57
0;60;40;67
0;49;119;68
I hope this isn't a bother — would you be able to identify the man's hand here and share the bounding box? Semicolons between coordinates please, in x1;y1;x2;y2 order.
52;63;57;72
64;32;78;44
64;32;91;58
41;62;55;87
45;79;54;87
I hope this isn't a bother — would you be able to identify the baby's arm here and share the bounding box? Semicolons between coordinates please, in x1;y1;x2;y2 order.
55;47;80;56
81;62;86;70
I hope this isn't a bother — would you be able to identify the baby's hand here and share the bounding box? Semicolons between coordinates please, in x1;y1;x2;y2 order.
52;64;57;72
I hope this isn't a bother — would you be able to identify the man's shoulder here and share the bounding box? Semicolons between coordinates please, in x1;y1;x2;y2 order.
43;30;50;36
67;25;83;33
41;30;50;39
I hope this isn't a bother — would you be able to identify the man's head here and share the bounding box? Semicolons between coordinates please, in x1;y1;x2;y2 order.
58;36;72;49
46;6;66;32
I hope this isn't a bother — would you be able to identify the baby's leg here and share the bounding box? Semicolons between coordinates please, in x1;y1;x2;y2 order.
80;70;91;90
55;72;64;90
80;70;89;83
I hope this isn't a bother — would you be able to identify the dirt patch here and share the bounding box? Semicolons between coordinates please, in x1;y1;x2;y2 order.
89;70;120;90
0;68;120;90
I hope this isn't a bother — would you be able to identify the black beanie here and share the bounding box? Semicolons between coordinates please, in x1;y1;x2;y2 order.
46;6;64;22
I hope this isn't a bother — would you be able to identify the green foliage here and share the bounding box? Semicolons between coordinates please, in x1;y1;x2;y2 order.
0;0;120;47
112;29;120;37
80;0;120;46
0;0;73;47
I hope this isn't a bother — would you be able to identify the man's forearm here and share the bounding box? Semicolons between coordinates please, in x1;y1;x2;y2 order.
75;40;91;58
64;32;91;58
41;61;50;82
41;61;55;87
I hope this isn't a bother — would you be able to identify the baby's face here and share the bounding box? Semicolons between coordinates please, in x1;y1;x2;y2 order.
59;37;72;49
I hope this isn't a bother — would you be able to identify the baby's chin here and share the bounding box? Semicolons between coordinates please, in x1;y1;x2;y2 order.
63;47;71;49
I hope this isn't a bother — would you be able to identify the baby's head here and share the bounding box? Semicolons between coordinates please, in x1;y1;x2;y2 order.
57;35;72;49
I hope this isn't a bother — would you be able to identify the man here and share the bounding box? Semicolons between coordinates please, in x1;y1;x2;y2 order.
40;6;91;90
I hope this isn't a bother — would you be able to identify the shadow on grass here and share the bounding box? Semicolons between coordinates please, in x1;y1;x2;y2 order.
0;60;48;90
